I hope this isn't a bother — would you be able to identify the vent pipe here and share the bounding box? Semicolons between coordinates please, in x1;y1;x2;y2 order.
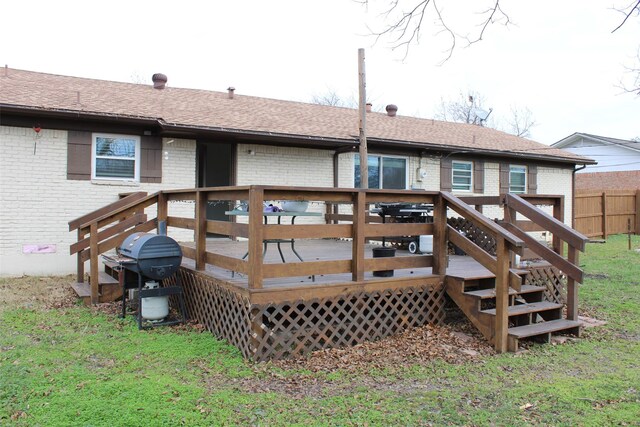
385;104;398;117
152;73;167;89
227;86;235;99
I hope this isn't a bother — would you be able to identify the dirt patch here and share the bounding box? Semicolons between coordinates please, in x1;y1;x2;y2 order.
0;275;77;312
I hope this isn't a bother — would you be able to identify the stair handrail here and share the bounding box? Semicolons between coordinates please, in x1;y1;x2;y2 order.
68;191;148;232
503;193;589;321
70;192;161;304
441;192;526;352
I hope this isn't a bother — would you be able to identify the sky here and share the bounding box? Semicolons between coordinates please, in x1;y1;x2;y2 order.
1;0;638;145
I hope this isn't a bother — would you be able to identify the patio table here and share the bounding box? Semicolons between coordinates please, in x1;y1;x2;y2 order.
225;210;322;264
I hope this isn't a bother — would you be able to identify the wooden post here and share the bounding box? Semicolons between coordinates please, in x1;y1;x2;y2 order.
358;48;368;189
352;191;366;281
89;222;99;305
157;192;168;226
432;194;448;275
195;190;207;271
566;246;579;321
248;187;264;289
553;196;565;256
494;237;509;353
504;202;518;266
602;191;608;239
77;229;85;283
636;189;640;235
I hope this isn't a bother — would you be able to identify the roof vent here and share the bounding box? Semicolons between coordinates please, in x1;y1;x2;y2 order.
152;73;167;90
227;86;235;99
385;104;398;117
366;103;372;113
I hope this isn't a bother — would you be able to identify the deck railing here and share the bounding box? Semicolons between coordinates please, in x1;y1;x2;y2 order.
502;193;588;321
68;186;584;352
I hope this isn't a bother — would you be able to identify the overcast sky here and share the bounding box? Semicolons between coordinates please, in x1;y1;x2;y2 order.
2;0;638;144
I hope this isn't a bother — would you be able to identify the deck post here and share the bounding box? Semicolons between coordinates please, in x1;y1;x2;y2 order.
566;246;579;321
494;237;509;353
553;196;565;256
77;228;85;283
157;191;168;227
195;190;207;271
248;187;264;289
432;193;447;275
504;202;518;266
89;222;99;305
352;190;365;281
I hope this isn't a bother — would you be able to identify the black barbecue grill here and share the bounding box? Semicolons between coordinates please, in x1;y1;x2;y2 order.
118;232;182;280
372;203;433;253
106;230;187;329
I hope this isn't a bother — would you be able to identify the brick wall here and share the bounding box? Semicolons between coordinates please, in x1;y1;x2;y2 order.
576;171;640;191
0;126;196;276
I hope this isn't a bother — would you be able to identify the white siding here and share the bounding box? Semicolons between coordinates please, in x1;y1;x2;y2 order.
0;126;196;276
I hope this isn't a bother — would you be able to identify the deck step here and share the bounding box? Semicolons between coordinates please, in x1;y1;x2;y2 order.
465;284;544;299
508;319;582;339
71;282;92;298
482;301;563;316
98;271;119;285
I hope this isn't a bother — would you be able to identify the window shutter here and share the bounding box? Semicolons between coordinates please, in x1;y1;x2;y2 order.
67;131;92;180
473;160;484;194
141;136;162;183
527;165;538;194
440;158;452;192
499;163;509;195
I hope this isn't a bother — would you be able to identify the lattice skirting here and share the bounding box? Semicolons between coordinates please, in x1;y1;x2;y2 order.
171;268;446;361
448;217;497;255
524;265;566;304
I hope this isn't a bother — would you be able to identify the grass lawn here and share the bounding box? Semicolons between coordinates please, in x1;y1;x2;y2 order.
1;235;639;426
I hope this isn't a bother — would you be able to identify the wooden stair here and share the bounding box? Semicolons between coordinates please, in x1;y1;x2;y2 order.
445;271;581;351
71;260;123;305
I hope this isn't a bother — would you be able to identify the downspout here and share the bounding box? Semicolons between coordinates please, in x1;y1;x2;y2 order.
572;164;587;228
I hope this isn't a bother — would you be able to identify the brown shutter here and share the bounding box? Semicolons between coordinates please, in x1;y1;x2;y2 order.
499;163;509;195
67;131;92;180
140;136;162;183
527;165;538;194
440;158;452;192
473;160;484;194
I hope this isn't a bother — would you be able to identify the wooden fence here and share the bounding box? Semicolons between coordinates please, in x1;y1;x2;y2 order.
574;190;640;238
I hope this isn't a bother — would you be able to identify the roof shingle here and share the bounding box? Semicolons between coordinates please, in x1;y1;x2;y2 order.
0;68;590;163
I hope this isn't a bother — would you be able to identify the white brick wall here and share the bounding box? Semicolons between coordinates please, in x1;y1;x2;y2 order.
0;126;196;276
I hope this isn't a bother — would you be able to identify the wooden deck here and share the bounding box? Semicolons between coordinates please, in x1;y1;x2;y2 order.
182;238;491;289
70;186;587;359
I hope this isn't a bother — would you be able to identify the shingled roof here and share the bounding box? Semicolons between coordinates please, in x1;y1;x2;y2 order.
0;67;592;164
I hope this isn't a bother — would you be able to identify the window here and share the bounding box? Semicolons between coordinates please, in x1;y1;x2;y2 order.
92;134;140;181
509;165;527;193
452;161;473;192
354;155;407;189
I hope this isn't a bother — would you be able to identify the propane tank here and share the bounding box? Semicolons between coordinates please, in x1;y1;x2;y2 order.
141;281;169;321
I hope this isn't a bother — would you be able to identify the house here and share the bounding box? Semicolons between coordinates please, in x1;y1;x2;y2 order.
0;67;594;277
552;132;640;190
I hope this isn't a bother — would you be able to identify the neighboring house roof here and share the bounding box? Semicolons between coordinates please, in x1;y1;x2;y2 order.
575;171;640;191
0;67;593;165
553;132;640;153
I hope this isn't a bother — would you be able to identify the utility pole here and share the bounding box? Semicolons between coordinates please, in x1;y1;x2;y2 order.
358;48;368;189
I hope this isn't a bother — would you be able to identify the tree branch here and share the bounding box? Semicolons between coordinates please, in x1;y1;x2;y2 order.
612;0;640;33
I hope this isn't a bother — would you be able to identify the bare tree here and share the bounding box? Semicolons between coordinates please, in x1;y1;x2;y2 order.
507;106;537;138
436;91;537;138
364;1;640;93
362;0;511;61
311;89;350;107
435;91;494;126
